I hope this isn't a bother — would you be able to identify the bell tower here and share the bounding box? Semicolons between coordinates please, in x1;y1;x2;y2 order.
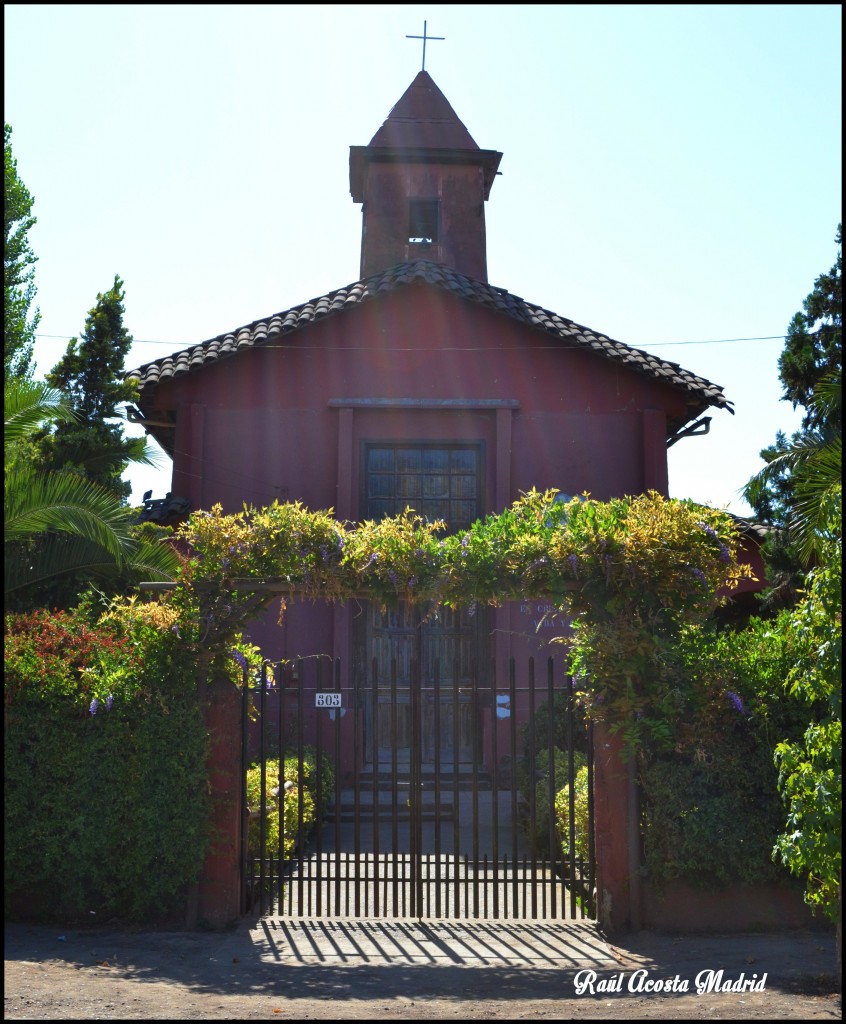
350;72;502;282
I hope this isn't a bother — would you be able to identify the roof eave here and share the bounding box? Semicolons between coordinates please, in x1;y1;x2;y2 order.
349;146;503;202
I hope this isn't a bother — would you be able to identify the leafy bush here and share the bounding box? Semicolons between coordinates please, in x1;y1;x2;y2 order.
519;746;587;855
772;528;841;923
555;764;591;863
245;747;335;861
524;687;589;758
638;615;813;891
4;596;210;924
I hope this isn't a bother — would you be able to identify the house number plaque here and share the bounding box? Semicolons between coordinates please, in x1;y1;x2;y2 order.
314;693;342;708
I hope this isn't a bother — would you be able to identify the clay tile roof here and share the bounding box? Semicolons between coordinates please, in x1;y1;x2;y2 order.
126;260;733;425
728;514;772;543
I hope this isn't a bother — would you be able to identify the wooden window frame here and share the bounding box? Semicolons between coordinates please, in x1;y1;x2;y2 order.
360;440;484;530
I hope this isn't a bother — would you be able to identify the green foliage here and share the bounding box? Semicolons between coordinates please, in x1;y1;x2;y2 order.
523;688;588;758
745;372;841;573
343;508;447;609
744;226;842;600
742;430;806;611
4;598;210;923
554;764;591;863
553;492;753;757
4;379;180;608
438;491;557;604
175;491;750;732
4;123;40;382
773;525;841;923
778;225;842;427
638;615;814;891
40;275;152;503
520;746;587;855
245;748;335;861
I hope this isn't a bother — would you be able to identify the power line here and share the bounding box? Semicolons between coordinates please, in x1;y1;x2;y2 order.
35;332;787;349
646;336;785;347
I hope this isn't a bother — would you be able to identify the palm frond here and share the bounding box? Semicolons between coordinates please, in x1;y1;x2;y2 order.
4;533;180;596
4;467;135;560
4;380;79;447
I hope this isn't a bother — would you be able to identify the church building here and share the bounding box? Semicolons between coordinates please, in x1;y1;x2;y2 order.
127;70;739;769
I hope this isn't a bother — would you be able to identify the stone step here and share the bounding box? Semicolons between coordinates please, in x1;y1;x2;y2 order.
324;788;456;823
353;772;494;792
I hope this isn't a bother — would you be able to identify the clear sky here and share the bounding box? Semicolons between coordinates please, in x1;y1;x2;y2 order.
5;4;842;516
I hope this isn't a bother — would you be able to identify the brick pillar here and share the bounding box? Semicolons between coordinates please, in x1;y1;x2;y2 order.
195;675;243;928
592;724;638;933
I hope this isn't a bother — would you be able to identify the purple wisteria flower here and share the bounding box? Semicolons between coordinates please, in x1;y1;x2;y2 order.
719;544;731;563
699;522;718;539
171;624;181;638
221;557;230;571
105;695;114;711
728;691;748;715
690;567;706;584
89;698;99;716
231;650;249;673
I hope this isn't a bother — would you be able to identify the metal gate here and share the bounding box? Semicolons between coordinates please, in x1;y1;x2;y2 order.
240;655;595;921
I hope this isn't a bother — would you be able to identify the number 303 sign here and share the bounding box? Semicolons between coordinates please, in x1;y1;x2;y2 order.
314;692;342;708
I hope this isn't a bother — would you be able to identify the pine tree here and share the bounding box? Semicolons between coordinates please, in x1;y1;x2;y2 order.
778;225;842;430
744;227;842;608
40;275;147;503
4;123;40;382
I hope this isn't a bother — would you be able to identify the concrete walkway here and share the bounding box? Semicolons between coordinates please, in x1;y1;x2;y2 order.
245;916;610;969
5;917;838;1020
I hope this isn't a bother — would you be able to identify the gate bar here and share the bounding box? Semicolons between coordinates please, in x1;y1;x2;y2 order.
333;658;342;917
489;659;500;919
547;658;558;920
509;658;519;918
370;658;380;917
390;656;399;917
433;659;443;918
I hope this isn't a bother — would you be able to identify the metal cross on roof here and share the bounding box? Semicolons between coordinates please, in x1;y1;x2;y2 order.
406;20;444;72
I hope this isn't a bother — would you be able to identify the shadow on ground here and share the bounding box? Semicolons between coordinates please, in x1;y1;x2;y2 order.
4;918;838;1007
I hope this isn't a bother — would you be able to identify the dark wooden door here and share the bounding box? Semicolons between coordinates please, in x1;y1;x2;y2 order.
361;442;482;770
365;603;478;768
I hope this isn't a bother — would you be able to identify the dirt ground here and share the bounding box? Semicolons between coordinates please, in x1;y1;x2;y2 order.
4;918;840;1020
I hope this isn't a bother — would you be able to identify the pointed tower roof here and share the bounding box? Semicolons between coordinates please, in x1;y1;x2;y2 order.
350;71;501;204
368;70;480;150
